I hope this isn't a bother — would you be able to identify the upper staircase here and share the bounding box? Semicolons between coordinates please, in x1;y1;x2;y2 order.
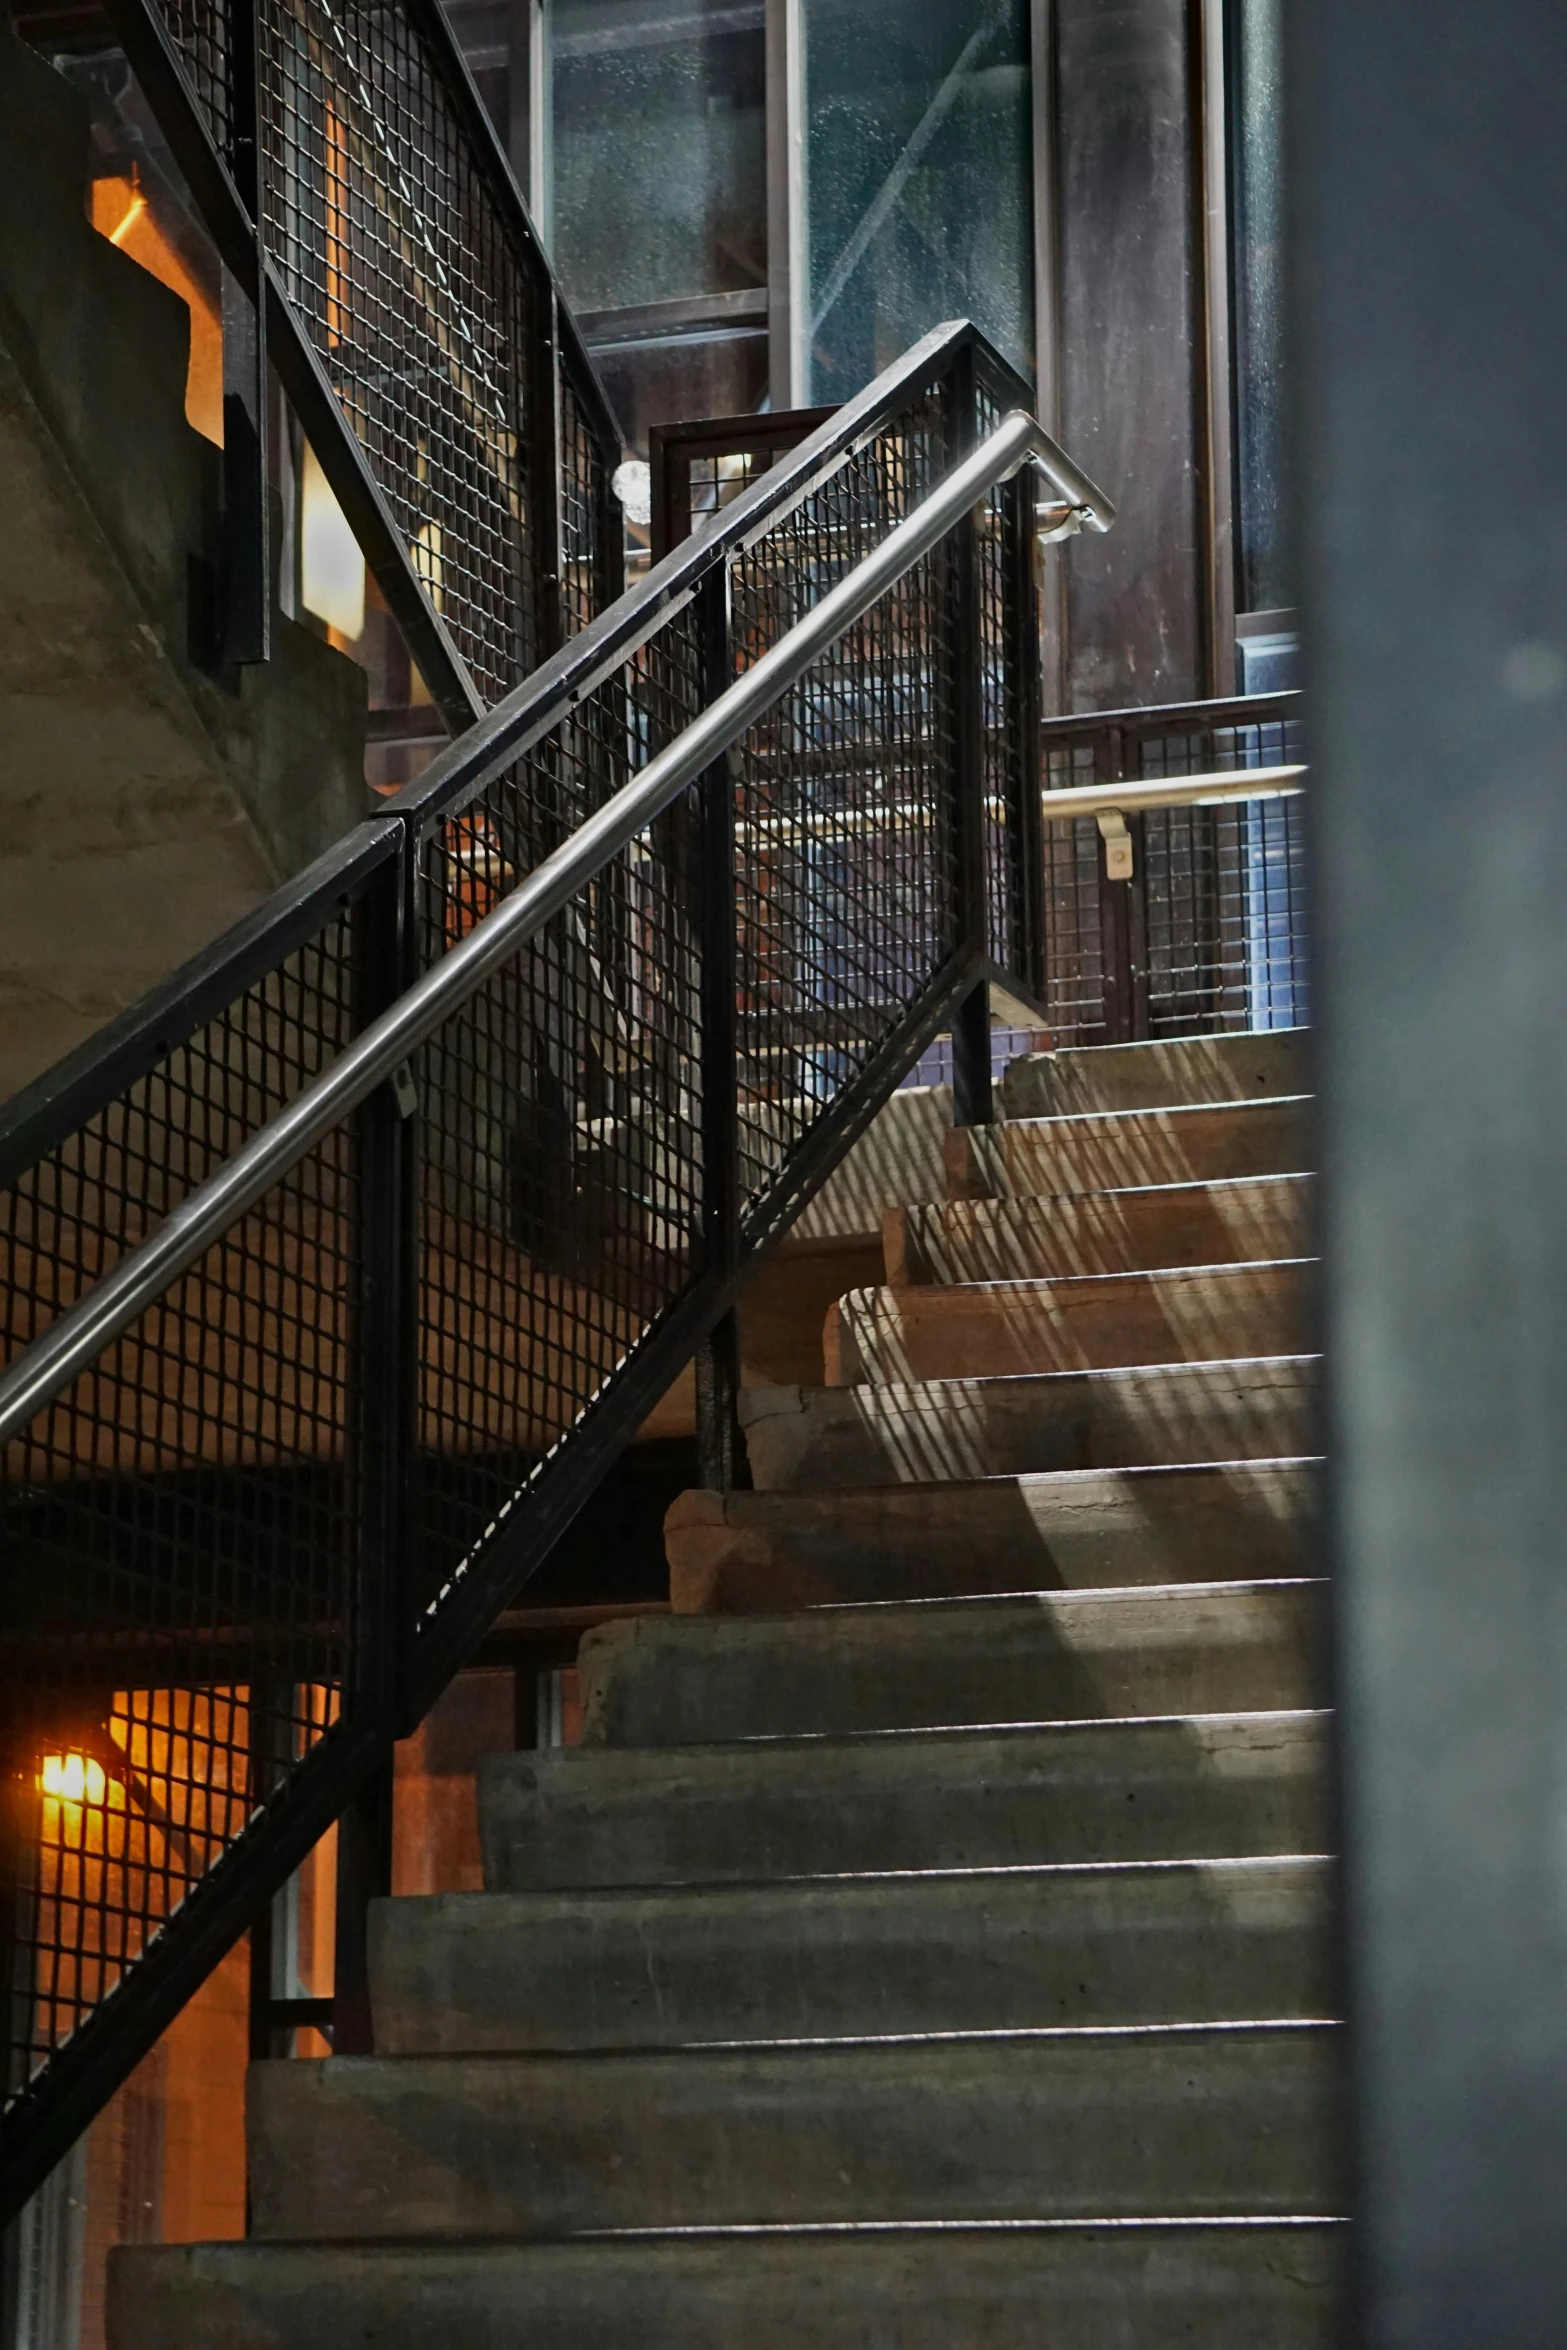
109;1023;1339;2346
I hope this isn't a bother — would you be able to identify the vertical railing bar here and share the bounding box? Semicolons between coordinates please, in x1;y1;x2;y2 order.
948;347;994;1127
693;562;748;1493
331;849;418;2054
221;0;270;666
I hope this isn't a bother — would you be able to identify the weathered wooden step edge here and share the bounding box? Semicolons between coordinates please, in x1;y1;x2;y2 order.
369;1853;1334;2053
109;2220;1344;2350
1001;1026;1310;1116
739;1355;1318;1488
580;1578;1326;1743
945;1097;1312;1201
665;1460;1316;1611
247;2023;1341;2240
888;1175;1314;1284
827;1259;1312;1384
478;1711;1329;1888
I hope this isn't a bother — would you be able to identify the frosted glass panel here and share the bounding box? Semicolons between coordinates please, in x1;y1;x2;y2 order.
549;0;767;312
804;0;1032;401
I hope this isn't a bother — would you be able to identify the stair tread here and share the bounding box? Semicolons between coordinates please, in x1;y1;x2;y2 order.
110;2221;1345;2350
665;1459;1315;1610
889;1176;1313;1283
246;2022;1341;2240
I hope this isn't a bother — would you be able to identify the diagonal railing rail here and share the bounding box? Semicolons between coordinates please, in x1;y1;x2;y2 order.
0;321;1111;2217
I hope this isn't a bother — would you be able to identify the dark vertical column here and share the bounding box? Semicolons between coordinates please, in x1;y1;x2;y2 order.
1004;463;1049;1005
223;0;270;666
528;284;566;666
1297;1;1567;2341
693;564;749;1492
1054;0;1203;707
949;347;994;1128
333;851;419;2056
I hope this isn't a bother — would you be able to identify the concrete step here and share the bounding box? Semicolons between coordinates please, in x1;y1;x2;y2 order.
579;1580;1323;1745
946;1098;1312;1201
888;1175;1312;1283
478;1712;1329;1889
109;2220;1344;2349
739;1355;1316;1488
370;1854;1332;2054
247;2023;1339;2240
665;1462;1314;1611
828;1260;1310;1383
1002;1027;1310;1116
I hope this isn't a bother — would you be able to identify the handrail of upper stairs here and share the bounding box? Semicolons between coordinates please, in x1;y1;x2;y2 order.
0;405;1109;1460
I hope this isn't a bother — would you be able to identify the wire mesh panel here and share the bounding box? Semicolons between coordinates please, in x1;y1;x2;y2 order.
133;0;620;706
1039;694;1307;1044
408;610;706;1633
727;404;958;1213
0;849;391;2175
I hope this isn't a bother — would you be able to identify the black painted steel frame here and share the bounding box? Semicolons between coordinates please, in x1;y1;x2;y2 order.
0;321;1044;2218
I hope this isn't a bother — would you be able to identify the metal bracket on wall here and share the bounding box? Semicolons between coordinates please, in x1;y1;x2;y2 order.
1097;808;1134;880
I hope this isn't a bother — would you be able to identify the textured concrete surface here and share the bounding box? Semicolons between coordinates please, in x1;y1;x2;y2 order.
580;1580;1325;1743
888;1174;1313;1283
110;2222;1344;2350
248;2024;1340;2237
828;1259;1310;1382
1002;1029;1309;1116
947;1096;1311;1200
664;1460;1314;1610
738;1354;1317;1487
370;1855;1333;2053
479;1711;1329;1887
0;23;366;1103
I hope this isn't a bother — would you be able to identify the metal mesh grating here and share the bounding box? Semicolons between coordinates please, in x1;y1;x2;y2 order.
1;909;370;2116
1039;697;1308;1044
409;610;706;1617
728;412;958;1205
141;0;617;708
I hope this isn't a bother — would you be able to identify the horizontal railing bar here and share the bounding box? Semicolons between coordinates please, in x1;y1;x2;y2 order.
1039;764;1306;818
0;408;1067;1453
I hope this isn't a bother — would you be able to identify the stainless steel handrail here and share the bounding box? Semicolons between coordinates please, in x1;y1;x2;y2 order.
1039;763;1304;819
0;406;1099;1451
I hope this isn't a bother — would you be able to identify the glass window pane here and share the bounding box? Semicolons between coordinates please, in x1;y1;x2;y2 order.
549;0;767;314
803;0;1033;402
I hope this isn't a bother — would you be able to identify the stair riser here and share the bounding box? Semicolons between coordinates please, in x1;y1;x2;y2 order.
947;1100;1311;1201
829;1262;1309;1383
581;1587;1324;1744
109;2226;1344;2350
248;2030;1339;2239
371;1860;1333;2054
1001;1029;1309;1116
740;1360;1316;1489
480;1715;1329;1887
665;1463;1314;1611
889;1178;1311;1284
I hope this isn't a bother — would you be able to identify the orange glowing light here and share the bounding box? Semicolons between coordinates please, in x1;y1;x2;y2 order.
40;1753;109;1804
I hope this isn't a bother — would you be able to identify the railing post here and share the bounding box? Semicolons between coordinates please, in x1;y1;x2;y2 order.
693;562;749;1493
333;845;419;2054
528;285;567;664
221;0;270;667
1006;463;1049;1007
949;347;994;1127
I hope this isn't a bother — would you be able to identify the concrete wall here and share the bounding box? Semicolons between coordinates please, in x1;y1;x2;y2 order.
0;21;368;1103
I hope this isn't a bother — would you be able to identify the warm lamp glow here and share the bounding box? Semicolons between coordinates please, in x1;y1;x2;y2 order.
300;441;367;640
41;1753;109;1804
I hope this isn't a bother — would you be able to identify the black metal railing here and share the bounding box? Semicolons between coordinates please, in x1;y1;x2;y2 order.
0;322;1099;2216
98;0;623;715
1039;690;1307;1045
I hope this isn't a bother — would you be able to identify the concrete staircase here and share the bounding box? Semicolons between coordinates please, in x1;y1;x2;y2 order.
109;1024;1340;2347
